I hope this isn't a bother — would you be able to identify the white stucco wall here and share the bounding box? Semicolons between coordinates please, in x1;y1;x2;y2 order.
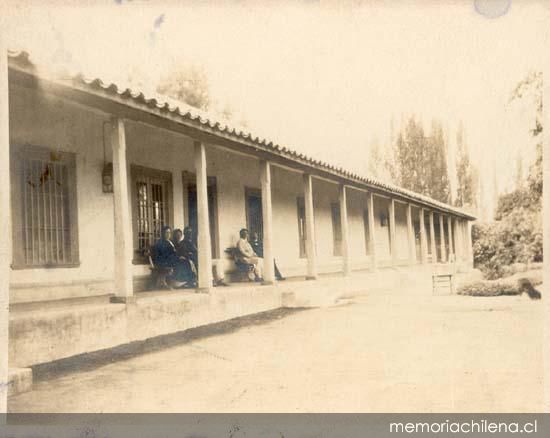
270;166;307;277
394;201;409;263
311;178;344;273
9;85;115;292
8;84;457;303
8;85;360;301
346;188;371;270
372;196;391;264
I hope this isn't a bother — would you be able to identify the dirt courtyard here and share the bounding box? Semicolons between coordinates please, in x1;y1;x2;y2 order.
8;285;544;413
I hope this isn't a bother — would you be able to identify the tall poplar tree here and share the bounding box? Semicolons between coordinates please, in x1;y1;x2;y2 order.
455;123;478;209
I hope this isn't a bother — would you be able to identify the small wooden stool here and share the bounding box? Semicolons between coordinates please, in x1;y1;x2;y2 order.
432;273;454;295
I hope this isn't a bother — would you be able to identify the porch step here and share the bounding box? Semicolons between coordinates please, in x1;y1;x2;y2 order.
8;367;33;396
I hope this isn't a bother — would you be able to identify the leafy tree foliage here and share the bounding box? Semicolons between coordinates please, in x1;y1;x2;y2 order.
156;64;211;111
473;72;542;278
392;116;451;203
454;123;478;209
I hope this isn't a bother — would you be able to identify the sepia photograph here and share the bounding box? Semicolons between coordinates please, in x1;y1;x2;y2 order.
0;0;548;435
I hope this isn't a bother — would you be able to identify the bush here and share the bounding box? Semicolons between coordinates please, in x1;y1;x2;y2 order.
473;207;542;279
473;141;542;280
457;270;542;297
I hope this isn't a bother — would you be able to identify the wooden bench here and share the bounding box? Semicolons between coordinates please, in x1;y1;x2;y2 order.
224;247;256;282
145;248;175;290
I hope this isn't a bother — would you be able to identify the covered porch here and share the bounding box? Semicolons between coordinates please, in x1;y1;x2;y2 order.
0;51;475;405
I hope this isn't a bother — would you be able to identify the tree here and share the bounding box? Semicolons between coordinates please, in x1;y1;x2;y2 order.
391;115;451;203
367;137;397;183
455;123;478;209
473;71;543;278
426;120;451;203
156;64;211;111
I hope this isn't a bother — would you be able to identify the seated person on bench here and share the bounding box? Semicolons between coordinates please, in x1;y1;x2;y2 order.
236;228;263;282
177;226;228;287
171;228;197;288
152;226;195;289
151;226;179;289
249;232;285;281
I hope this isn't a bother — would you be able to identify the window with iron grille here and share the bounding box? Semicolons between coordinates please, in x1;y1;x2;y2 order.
11;145;79;268
131;165;173;262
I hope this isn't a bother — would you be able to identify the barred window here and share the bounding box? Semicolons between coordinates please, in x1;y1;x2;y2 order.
131;165;173;262
11;145;79;268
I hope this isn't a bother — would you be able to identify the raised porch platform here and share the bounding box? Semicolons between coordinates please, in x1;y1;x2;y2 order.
9;268;409;369
8;263;478;397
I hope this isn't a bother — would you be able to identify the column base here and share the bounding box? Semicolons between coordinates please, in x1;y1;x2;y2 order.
110;295;136;304
196;287;211;294
261;280;275;286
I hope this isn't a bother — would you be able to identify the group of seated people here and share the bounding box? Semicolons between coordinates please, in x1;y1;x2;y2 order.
151;226;284;290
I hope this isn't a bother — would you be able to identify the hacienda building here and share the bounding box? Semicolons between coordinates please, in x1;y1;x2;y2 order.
0;50;475;406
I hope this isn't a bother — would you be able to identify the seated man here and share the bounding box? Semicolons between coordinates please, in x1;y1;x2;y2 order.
236;228;263;282
151;226;179;289
250;232;285;280
178;226;227;287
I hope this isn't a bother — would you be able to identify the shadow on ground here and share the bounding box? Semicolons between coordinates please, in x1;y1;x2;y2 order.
32;307;310;381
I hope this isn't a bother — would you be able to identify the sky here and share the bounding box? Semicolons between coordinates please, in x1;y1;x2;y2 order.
3;0;548;219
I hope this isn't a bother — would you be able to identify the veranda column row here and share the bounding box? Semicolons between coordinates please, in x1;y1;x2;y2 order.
108;124;474;299
110;135;280;297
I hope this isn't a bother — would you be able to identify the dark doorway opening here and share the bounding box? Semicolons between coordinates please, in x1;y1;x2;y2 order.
245;188;263;240
184;173;219;259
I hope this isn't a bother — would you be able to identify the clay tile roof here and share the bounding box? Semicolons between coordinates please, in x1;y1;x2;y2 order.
7;49;475;219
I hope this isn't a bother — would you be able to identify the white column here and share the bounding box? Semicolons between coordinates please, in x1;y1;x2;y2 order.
339;184;351;275
447;215;454;262
260;160;275;284
461;220;467;262
389;199;397;265
110;118;134;303
194;141;213;292
0;42;11;413
303;174;317;280
419;208;428;264
453;218;462;261
439;213;447;263
367;192;377;269
406;204;415;264
429;211;437;263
